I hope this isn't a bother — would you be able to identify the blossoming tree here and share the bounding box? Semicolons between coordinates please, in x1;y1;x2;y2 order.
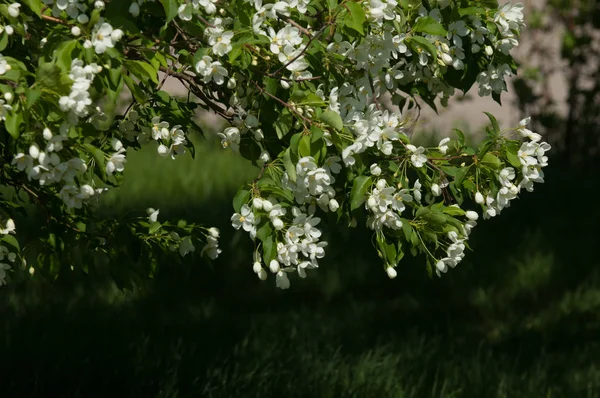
0;0;550;289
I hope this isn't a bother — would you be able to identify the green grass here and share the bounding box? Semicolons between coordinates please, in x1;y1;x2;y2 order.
2;136;600;397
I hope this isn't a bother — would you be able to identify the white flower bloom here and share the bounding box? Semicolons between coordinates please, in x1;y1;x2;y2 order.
494;2;525;35
431;183;442;197
475;191;484;204
0;219;16;235
406;144;427;168
465;210;479;221
106;142;126;176
217;127;241;151
130;2;141;16
147;208;159;223
438;137;450;154
0;55;11;75
8;3;20;17
276;270;290;289
179;236;196;257
91;23;122;54
231;204;258;237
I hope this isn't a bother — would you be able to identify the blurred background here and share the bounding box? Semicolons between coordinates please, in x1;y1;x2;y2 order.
2;1;600;396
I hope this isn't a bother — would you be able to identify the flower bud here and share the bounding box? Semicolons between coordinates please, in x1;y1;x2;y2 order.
328;198;339;212
29;144;40;159
484;45;493;56
431;183;441;196
8;3;20;17
83;40;92;49
258;268;267;280
465;210;479;221
475;191;484;204
281;80;290;89
269;259;280;273
436;260;446;273
43;128;52;140
111;29;124;42
129;2;140;16
4;92;12;101
94;1;105;9
227;77;236;89
5;25;14;36
71;26;81;36
253;129;264;141
370;163;382;176
439;53;451;66
386;266;397;279
272;217;284;230
252;197;263;210
77;14;89;24
253;261;262;274
208;227;219;238
262;200;273;212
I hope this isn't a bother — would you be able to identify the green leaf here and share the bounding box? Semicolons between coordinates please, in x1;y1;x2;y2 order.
124;60;158;84
53;40;79;72
320;110;344;131
454;166;469;186
350;175;372;210
0;34;7;52
310;126;324;143
25;89;42;109
343;2;366;35
408;36;438;61
483;112;500;139
1;234;20;251
263;77;278;97
149;222;162;234
481;153;502;169
256;222;273;242
505;149;521;168
452;130;465;146
442;206;466;216
401;220;413;242
459;7;485;16
36;63;71;94
160;0;178;23
384;240;397;265
413;16;447;36
83;144;107;180
262;235;277;265
233;189;250;213
298;135;311;157
124;75;147;103
282;148;297;183
5;111;21;139
21;0;43;16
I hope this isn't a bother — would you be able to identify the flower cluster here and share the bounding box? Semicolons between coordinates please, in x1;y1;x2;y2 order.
480;118;551;219
365;179;413;231
201;227;222;259
0;220;18;286
42;0;88;21
87;22;124;54
283;156;341;212
147;117;189;159
59;59;102;121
